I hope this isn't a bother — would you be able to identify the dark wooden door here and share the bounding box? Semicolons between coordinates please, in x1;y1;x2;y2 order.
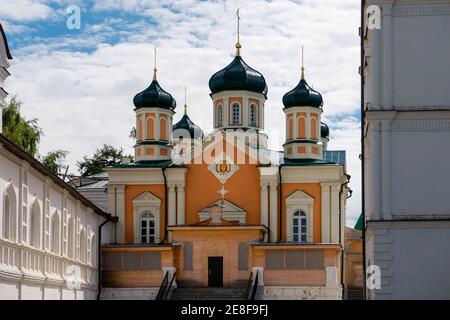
208;257;223;287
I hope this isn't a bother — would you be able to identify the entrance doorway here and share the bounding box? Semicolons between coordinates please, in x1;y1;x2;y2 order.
208;256;223;287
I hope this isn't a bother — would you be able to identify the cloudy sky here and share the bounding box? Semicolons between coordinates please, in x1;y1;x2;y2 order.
1;0;361;226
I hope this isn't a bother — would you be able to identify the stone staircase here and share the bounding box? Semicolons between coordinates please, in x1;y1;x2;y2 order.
171;287;248;300
346;288;364;300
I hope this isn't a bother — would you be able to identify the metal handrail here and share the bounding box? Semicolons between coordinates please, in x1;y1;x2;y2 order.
250;270;259;300
245;271;253;299
163;271;177;300
155;271;169;300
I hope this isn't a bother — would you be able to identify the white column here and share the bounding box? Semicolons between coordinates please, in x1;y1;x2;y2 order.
306;112;311;139
243;96;249;126
156;112;160;140
320;182;331;243
260;181;269;241
223;97;229;126
382;3;393;110
381;119;392;220
176;183;185;225
168;185;176;226
269;182;278;242
330;183;340;243
293;112;298;139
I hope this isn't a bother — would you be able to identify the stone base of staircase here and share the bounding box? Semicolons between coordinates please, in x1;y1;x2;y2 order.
171;287;248;300
100;287;159;300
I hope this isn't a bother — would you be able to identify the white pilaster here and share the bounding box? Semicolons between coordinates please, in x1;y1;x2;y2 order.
382;3;393;109
269;182;278;242
243;96;249;126
168;184;176;227
176;183;185;225
381;119;392;220
330;183;340;243
260;181;269;241
320;182;331;243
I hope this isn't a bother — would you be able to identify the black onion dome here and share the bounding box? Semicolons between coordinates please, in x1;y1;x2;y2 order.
321;122;330;139
283;77;323;108
133;79;176;110
173;113;204;140
209;56;268;97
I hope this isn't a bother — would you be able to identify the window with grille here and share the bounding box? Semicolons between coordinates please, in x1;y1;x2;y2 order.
140;211;155;244
293;211;307;242
217;105;223;126
232;103;240;125
249;104;257;126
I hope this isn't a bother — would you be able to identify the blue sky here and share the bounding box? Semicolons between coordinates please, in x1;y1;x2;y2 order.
0;0;361;226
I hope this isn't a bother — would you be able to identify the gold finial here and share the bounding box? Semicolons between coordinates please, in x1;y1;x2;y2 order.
301;45;305;80
235;8;241;56
153;46;157;80
184;85;188;115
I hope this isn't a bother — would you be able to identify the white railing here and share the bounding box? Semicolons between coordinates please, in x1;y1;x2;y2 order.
0;239;96;286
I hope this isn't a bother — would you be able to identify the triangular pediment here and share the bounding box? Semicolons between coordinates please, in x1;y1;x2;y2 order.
200;199;246;213
132;191;161;204
285;189;315;204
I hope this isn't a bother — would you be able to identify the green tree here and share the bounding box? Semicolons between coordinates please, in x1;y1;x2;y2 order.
39;150;69;175
2;96;43;156
77;144;132;177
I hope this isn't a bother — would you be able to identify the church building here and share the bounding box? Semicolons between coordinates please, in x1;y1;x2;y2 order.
101;18;350;300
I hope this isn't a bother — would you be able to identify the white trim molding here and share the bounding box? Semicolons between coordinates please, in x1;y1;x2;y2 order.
132;191;161;244
285;190;314;243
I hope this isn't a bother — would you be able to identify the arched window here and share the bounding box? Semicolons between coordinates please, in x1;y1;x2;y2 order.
137;115;143;141
67;217;75;259
30;202;41;248
4;194;10;239
140;211;155;244
293;211;307;242
80;228;87;263
288;117;293;139
89;234;95;266
51;212;60;254
147;117;154;140
249;104;257;126
160;117;167;140
298;117;306;138
217;105;223;127
3;185;17;242
311;117;318;139
231;103;240;125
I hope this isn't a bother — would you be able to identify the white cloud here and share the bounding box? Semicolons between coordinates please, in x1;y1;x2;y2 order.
5;0;361;225
0;0;53;21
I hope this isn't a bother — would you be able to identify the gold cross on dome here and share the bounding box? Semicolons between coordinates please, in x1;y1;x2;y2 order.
235;8;241;56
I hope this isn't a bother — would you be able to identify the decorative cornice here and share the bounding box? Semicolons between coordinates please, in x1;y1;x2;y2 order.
392;5;450;17
391;120;450;130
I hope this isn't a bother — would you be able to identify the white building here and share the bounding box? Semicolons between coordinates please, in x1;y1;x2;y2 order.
0;23;115;300
363;0;450;299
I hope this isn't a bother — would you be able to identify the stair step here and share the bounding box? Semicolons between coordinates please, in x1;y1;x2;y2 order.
171;288;248;300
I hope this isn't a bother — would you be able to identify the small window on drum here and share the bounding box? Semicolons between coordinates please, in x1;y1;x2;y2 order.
249;104;257;126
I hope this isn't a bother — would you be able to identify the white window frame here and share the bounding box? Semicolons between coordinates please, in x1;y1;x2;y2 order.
249;104;257;126
51;210;60;254
217;104;223;127
2;182;17;242
132;191;161;244
231;103;241;125
30;199;41;249
139;211;156;244
285;190;314;243
293;211;307;242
